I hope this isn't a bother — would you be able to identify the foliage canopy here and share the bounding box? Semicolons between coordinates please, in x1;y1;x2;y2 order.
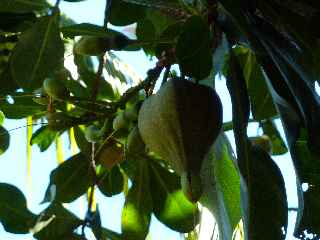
0;0;319;239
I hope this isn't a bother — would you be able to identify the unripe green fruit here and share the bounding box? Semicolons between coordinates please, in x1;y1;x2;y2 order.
113;112;129;131
138;78;223;177
180;172;203;203
126;126;145;155
74;36;107;56
43;78;69;99
123;101;142;122
84;125;102;143
250;135;272;154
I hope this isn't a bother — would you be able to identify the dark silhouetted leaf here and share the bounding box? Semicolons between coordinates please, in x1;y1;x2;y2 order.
293;131;320;237
61;23;128;38
33;203;82;240
0;183;36;233
0;126;10;155
73;126;91;156
246;145;288;239
98;165;124;197
109;0;145;26
10;15;64;90
0;0;49;13
43;153;91;203
0;93;46;119
176;16;212;79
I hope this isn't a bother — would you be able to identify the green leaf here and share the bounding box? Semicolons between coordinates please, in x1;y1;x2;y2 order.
10;15;64;90
98;227;122;240
246;145;288;239
98;165;124;197
63;78;90;99
30;126;59;152
61;23;127;38
200;133;241;240
149;160;199;233
73;126;91;156
33;203;82;240
0;110;5;125
0;183;36;234
0;93;46;119
109;0;145;26
105;52;135;85
97;77;116;100
155;22;182;57
136;18;156;55
43;153;91;203
176;16;212;79
226;49;251;238
235;46;278;120
261;119;288;155
0;126;10;155
121;158;152;240
0;0;49;13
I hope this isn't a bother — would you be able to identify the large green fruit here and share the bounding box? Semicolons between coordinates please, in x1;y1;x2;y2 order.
43;78;69;99
74;36;107;56
74;35;130;56
138;78;222;201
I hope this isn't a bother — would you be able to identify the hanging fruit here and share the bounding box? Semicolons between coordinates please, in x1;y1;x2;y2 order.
138;77;223;202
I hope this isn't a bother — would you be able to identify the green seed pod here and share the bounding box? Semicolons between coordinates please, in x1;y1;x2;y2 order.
43;78;69;100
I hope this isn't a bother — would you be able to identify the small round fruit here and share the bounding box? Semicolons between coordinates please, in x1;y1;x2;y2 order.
250;135;272;154
113;112;129;131
180;172;203;203
84;125;102;143
74;36;107;56
43;78;69;99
